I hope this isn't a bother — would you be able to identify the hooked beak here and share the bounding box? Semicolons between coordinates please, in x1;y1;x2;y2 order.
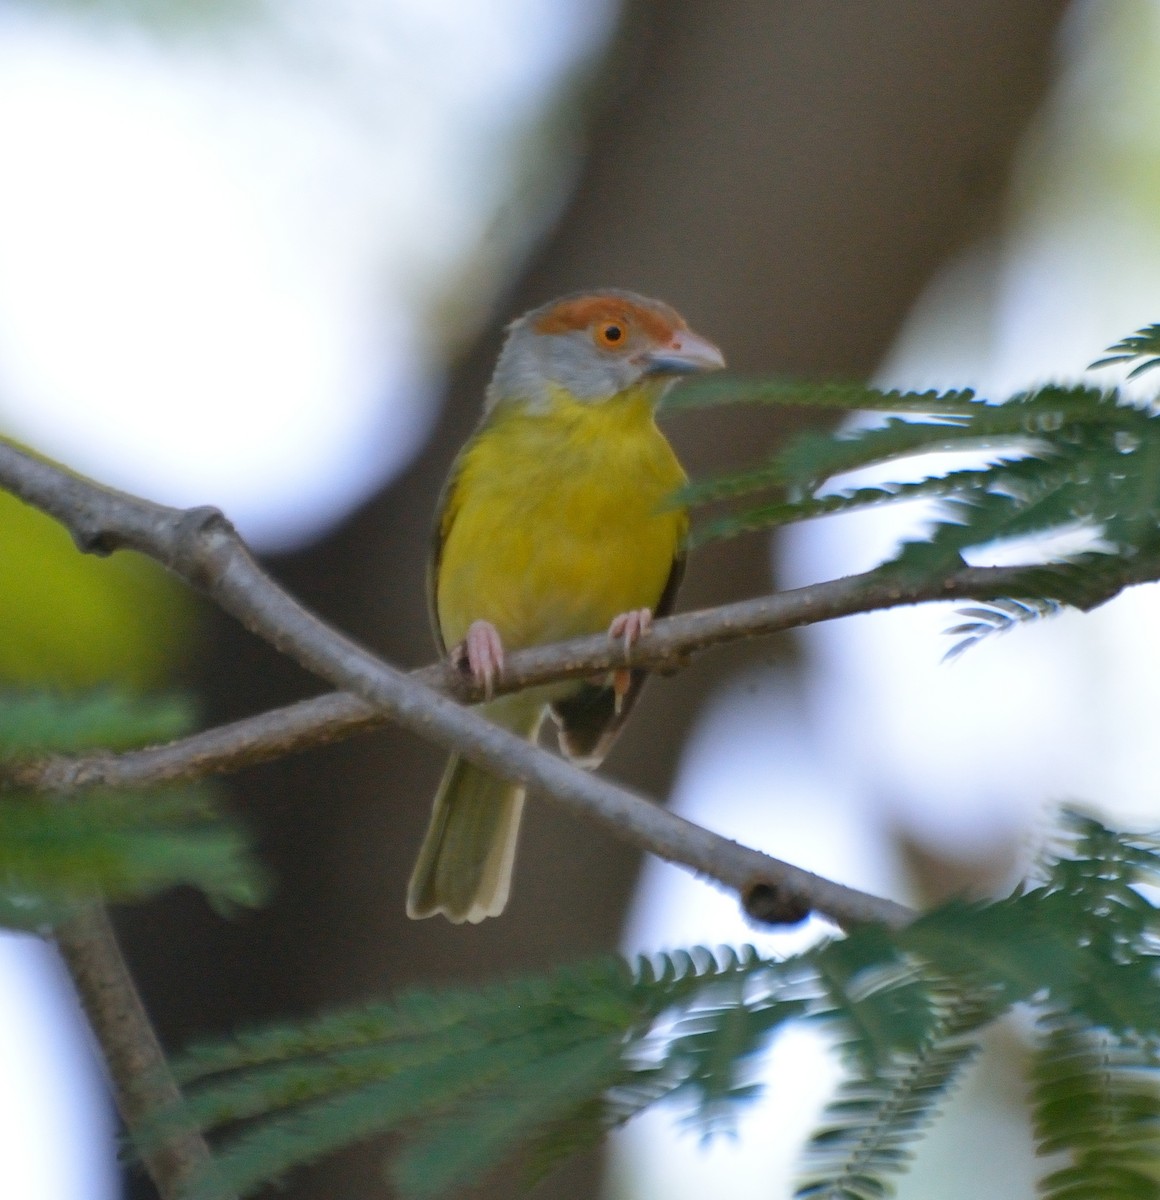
640;328;726;377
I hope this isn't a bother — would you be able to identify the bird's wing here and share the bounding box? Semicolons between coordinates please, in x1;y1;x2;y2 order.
427;449;469;658
549;546;686;767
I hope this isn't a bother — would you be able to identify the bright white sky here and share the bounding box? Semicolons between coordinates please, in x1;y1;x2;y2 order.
0;0;612;548
0;935;115;1200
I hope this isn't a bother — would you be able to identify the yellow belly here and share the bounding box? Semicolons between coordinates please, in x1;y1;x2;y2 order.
434;386;687;653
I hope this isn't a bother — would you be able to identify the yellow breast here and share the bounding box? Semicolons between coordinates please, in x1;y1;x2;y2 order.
434;385;687;652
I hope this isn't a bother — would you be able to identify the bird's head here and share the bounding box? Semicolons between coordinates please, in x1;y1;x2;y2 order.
485;289;725;412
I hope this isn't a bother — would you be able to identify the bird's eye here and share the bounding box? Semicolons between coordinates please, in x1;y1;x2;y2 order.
595;322;625;347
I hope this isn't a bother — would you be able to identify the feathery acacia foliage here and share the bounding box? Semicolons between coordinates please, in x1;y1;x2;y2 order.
0;688;195;757
147;811;1160;1200
796;991;984;1200
940;597;1064;661
661;326;1160;658
1091;322;1160;380
1030;1013;1160;1200
669;330;1160;641
351;328;1160;1198
0;690;260;925
673;381;1160;566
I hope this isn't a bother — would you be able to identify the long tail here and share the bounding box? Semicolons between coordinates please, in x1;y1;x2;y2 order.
406;702;543;923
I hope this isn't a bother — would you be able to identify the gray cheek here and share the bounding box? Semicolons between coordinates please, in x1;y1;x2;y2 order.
549;336;635;400
485;330;640;409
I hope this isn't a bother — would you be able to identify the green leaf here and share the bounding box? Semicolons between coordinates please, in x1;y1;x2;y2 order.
1091;322;1160;379
159;812;1160;1200
663;376;978;414
674;372;1160;639
393;1036;624;1200
0;689;262;921
0;688;196;759
811;928;937;1067
941;597;1063;661
795;1019;980;1200
190;1024;615;1200
685;467;1002;548
0;788;262;925
1030;1013;1160;1200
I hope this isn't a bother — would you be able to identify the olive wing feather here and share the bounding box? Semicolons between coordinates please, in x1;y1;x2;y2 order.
549;548;684;766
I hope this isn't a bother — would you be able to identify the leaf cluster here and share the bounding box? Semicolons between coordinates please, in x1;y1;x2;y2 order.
157;811;1160;1200
1030;1013;1160;1200
0;690;262;926
669;330;1160;649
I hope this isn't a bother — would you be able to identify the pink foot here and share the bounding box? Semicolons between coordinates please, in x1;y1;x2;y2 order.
608;607;653;654
453;619;505;698
607;608;652;714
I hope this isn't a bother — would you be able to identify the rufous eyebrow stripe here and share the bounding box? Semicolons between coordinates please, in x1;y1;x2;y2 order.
533;294;686;343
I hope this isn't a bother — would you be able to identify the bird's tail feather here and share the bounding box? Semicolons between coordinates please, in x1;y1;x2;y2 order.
407;702;543;923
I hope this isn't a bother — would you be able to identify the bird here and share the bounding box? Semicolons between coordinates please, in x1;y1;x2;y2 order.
406;289;725;923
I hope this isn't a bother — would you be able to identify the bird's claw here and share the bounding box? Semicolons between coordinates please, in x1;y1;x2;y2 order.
611;669;632;715
454;619;505;698
607;608;652;714
608;607;652;656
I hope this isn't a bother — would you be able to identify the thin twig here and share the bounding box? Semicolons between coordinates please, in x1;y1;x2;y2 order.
0;437;915;928
55;905;235;1200
8;560;1123;794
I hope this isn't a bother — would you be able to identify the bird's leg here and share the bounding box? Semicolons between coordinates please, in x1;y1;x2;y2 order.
607;607;652;714
452;619;505;699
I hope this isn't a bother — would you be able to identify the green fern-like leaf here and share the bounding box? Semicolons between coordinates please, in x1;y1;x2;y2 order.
164;948;782;1200
941;598;1063;661
189;1023;621;1200
685;466;1005;548
663;365;1160;671
0;788;261;925
525;947;804;1184
663;376;979;414
674;370;1160;633
794;810;1160;1200
1030;1012;1160;1200
795;992;985;1200
0;688;259;923
810;927;943;1068
678;413;1018;513
1091;322;1160;379
662;984;809;1134
680;382;1134;507
157;812;1160;1200
394;1037;625;1200
912;555;1134;621
0;688;196;759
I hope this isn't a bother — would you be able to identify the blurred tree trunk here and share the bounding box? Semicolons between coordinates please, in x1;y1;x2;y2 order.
116;2;1069;1197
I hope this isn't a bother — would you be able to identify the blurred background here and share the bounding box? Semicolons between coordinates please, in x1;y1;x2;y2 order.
2;1;1159;1196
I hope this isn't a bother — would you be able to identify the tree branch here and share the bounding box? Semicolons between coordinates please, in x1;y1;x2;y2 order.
12;549;1145;797
55;905;235;1200
0;437;921;928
